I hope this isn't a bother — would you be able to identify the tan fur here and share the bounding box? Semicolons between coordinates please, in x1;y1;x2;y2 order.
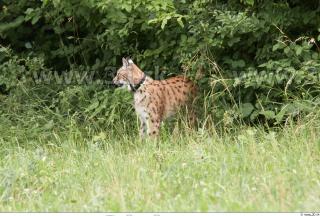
113;58;197;137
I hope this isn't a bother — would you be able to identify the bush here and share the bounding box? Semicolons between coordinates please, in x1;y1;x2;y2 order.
1;0;320;125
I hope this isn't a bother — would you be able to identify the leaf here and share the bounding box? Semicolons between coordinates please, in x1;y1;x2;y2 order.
25;42;32;49
0;16;25;33
259;110;275;119
93;132;106;141
250;110;260;121
161;18;168;29
31;15;41;25
177;17;184;28
0;47;9;53
85;101;99;112
272;42;285;51
227;37;240;46
232;60;245;68
121;3;132;12
239;103;254;117
180;34;187;42
295;46;303;56
284;47;291;55
25;8;34;15
246;0;254;6
43;120;54;130
312;53;319;60
272;44;280;51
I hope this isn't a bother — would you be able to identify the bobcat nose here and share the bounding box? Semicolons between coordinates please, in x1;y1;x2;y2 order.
112;79;117;87
112;79;122;87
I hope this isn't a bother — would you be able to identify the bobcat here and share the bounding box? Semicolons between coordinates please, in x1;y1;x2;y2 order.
113;57;197;137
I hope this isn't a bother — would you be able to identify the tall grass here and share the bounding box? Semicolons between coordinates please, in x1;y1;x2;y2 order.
0;90;319;211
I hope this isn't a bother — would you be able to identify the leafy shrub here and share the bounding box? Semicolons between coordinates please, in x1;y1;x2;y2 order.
1;0;320;125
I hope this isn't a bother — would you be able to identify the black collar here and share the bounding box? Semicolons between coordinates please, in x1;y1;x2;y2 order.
130;74;146;92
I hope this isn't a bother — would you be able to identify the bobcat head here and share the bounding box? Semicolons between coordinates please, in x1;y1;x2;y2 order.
113;57;144;91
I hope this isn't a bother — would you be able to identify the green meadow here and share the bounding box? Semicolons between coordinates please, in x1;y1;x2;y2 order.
1;108;319;211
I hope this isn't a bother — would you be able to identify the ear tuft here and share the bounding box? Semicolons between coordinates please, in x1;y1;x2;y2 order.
128;58;134;64
122;57;129;67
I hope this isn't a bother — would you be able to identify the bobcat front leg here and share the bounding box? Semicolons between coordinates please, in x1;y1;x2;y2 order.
139;118;147;138
147;114;161;137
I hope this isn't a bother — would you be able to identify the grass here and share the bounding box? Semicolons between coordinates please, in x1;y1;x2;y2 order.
0;108;320;212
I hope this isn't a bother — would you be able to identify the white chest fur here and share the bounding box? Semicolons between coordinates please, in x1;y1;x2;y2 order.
134;92;148;122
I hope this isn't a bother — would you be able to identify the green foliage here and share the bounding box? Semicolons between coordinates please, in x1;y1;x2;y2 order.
1;0;320;124
0;111;320;211
232;36;320;123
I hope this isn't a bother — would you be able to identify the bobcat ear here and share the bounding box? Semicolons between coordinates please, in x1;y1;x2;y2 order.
122;57;129;67
128;58;134;64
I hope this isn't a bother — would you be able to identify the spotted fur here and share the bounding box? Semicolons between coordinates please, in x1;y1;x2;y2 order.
113;58;197;137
